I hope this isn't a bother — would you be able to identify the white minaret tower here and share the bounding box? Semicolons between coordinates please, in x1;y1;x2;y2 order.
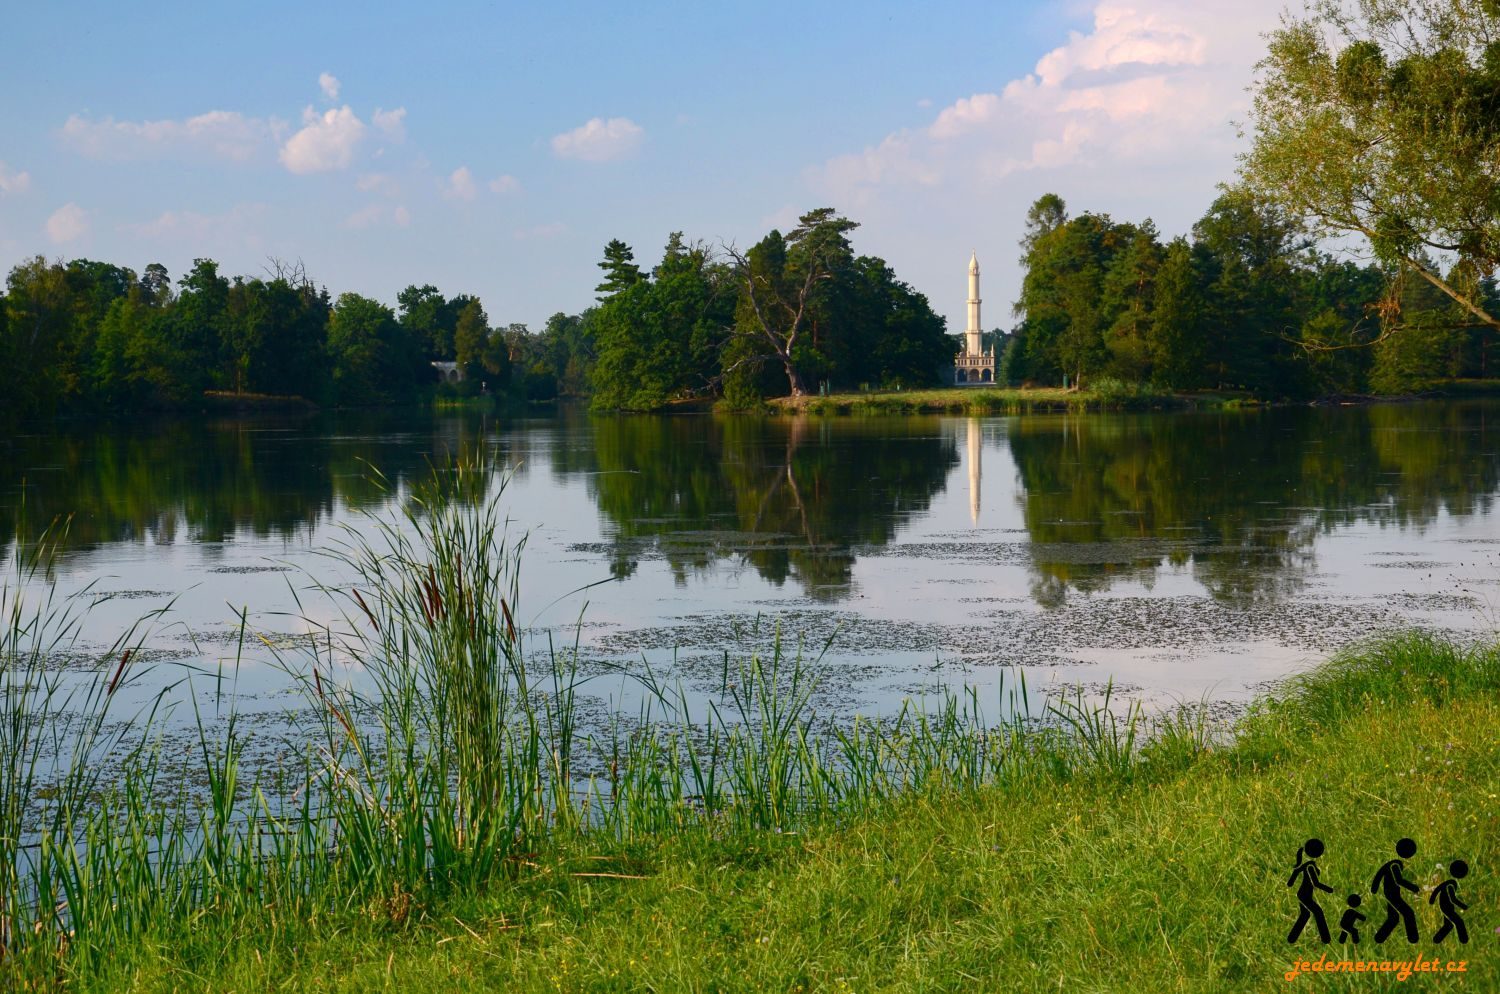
965;252;982;357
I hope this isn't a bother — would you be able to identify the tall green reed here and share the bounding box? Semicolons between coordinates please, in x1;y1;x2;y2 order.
281;453;583;901
0;513;174;978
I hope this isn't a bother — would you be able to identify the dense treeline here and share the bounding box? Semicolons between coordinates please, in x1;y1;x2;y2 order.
0;208;954;421
0;255;551;421
8;187;1496;423
1006;189;1499;397
586;211;955;411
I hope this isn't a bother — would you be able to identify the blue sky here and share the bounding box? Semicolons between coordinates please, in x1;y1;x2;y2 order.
0;0;1282;333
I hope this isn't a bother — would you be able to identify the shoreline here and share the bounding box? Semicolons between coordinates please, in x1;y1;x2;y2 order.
764;380;1500;416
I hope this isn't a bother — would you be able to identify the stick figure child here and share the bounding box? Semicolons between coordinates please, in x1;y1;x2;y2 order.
1287;838;1334;944
1431;860;1470;944
1338;894;1365;943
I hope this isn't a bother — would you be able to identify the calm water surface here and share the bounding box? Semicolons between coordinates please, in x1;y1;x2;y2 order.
2;401;1497;723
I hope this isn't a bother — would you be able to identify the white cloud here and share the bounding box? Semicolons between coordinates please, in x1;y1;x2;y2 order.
806;0;1282;339
355;172;399;196
373;107;407;142
344;204;384;229
61;111;281;162
45;203;89;243
1032;4;1205;87
815;0;1274;202
0;162;30;195
550;117;643;162
513;222;566;240
319;72;341;101
345;203;411;229
442;166;477;201
928;93;1004;140
123;203;266;241
489;174;520;194
817;131;941;192
758;205;803;232
279;105;366;174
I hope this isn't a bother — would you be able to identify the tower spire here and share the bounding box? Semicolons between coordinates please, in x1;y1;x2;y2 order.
965;253;982;357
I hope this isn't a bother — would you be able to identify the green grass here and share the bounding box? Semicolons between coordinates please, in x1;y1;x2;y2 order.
78;633;1500;993
772;384;1249;416
755;378;1500;416
201;390;317;411
1428;378;1500;399
3;459;1496;992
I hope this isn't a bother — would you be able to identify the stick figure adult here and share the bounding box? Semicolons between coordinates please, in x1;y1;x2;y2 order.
1371;838;1420;944
1287;838;1334;944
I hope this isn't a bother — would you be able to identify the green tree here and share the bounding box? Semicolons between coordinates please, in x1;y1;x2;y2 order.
1243;0;1500;335
398;284;461;360
595;239;644;299
1013;210;1125;387
728;208;859;398
453;297;491;386
1021;193;1068;256
651;235;731;395
1369;270;1468;393
591;235;733;411
328;293;419;405
1101;223;1163;382
535;310;596;396
1148;239;1209;390
60;260;137;403
140;263;172;306
837;256;954;389
590;281;665;410
487;323;519;389
161;258;230;399
1191;189;1312;395
1297;257;1386;394
223;278;267;394
5;257;76;414
92;296;149;408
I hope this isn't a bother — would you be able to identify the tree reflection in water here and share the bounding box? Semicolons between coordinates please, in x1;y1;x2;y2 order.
1;402;1494;609
552;415;959;599
1010;403;1498;606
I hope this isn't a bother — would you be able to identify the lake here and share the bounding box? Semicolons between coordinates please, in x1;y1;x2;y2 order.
2;400;1497;729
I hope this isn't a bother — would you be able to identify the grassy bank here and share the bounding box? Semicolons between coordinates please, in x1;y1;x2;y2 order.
201;390;318;413
80;634;1493;993
765;378;1500;416
769;384;1251;416
3;463;1496;991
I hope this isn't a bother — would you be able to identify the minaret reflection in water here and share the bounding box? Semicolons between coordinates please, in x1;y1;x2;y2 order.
967;418;982;527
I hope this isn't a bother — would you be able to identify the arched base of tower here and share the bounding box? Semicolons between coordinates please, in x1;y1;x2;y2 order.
953;356;997;386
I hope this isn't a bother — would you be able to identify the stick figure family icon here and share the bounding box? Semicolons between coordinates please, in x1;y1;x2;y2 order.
1287;837;1470;945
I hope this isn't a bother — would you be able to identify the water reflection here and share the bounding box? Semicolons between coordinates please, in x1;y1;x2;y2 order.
966;418;981;527
551;416;959;598
0;402;1495;610
0;412;498;560
1009;403;1498;606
